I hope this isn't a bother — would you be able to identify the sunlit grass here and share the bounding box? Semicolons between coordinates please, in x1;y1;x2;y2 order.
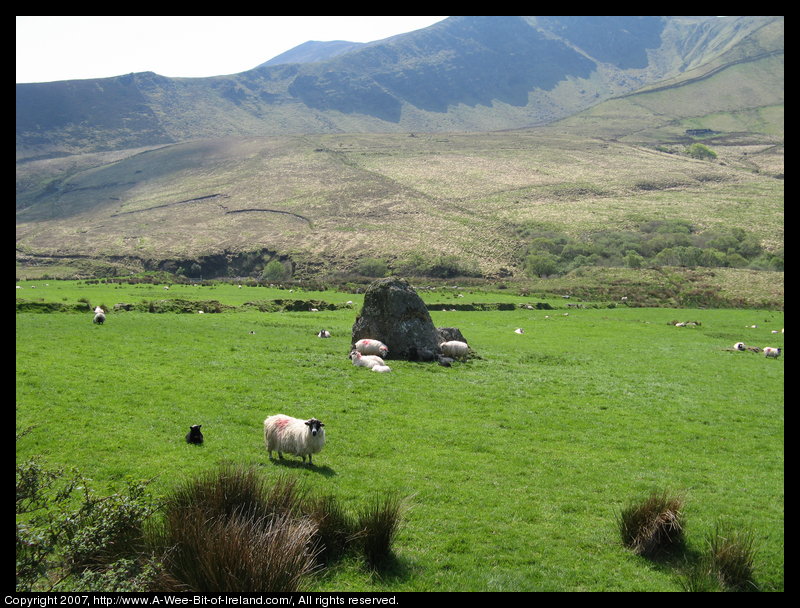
16;285;783;591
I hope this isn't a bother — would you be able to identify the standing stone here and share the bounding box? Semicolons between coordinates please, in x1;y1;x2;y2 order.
351;277;442;361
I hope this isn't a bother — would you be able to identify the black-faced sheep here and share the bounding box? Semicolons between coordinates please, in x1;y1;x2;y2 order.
763;347;781;358
185;424;204;444
264;415;325;465
93;310;106;324
317;329;331;338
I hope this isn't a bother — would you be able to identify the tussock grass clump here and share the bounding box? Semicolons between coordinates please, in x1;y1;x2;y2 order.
304;494;360;565
356;493;408;569
156;508;319;592
153;466;316;591
706;523;758;591
152;465;408;591
679;523;758;592
618;490;686;558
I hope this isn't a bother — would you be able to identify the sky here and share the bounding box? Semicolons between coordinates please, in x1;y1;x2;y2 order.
16;16;449;84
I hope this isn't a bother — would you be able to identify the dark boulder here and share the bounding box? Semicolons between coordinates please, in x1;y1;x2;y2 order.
351;277;442;361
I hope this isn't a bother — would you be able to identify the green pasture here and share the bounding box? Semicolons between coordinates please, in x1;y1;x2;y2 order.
16;282;784;591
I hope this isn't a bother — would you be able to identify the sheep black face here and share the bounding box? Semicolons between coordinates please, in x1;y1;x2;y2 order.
186;424;204;444
305;418;324;437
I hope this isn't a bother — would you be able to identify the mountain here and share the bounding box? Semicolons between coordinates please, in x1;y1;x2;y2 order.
16;16;783;161
256;40;367;67
15;16;783;284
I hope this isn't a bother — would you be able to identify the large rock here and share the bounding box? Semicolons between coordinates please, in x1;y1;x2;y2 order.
351;277;443;361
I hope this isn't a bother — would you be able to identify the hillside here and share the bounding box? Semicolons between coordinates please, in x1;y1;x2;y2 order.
15;16;783;292
16;16;782;161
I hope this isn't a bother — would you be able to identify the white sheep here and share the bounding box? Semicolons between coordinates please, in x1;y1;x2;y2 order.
763;347;781;358
350;350;386;369
371;364;392;373
354;339;389;357
440;340;470;359
734;342;746;351
93;311;106;324
264;414;325;465
317;329;331;338
514;328;525;334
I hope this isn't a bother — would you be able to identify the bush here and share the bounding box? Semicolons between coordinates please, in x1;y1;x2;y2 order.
356;258;389;278
684;143;717;160
261;259;291;282
16;452;157;592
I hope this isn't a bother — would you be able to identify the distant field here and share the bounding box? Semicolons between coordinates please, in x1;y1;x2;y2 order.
16;282;784;591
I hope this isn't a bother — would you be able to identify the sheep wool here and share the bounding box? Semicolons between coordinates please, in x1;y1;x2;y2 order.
354;339;389;357
185;425;204;444
440;340;470;359
264;415;326;465
350;350;386;369
763;347;781;358
93;312;106;324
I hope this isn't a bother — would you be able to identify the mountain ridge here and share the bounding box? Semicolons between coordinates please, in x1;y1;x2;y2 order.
16;16;783;162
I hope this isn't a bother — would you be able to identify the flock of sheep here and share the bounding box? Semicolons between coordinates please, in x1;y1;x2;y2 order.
86;302;780;467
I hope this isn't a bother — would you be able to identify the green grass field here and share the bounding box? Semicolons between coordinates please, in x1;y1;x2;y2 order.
16;281;784;591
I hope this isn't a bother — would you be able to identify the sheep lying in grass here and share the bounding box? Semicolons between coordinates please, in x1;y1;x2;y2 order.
763;347;781;358
440;340;470;359
317;329;331;338
350;350;386;369
264;415;325;465
354;339;389;357
734;342;746;351
371;364;392;373
185;424;204;444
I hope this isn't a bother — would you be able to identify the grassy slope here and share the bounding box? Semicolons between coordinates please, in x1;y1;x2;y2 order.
16;282;784;591
15;129;783;277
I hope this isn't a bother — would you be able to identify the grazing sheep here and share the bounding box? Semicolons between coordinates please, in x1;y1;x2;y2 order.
350;350;386;369
354;339;389;357
263;415;325;465
734;342;746;351
317;329;331;338
440;340;470;359
763;347;781;358
93;311;106;325
94;306;104;314
371;364;392;373
185;424;204;444
514;328;525;334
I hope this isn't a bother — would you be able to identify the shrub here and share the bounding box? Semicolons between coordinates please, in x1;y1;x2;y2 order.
618;490;686;558
261;259;291;282
685;143;717;160
16;452;157;592
356;258;389;278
